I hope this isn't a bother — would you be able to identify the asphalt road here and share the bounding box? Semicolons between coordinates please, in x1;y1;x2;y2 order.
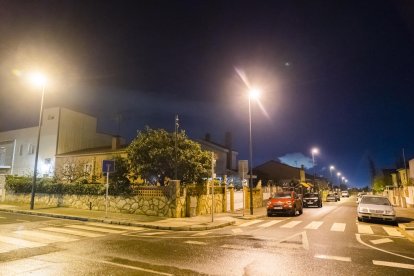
1;197;414;275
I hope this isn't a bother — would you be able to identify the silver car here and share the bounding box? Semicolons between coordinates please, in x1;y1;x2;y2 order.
357;195;396;222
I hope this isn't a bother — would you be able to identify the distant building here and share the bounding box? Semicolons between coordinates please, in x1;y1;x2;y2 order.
196;132;238;178
0;107;116;177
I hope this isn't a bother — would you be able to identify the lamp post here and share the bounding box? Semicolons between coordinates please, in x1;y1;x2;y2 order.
311;148;319;190
248;88;260;215
329;165;335;190
337;172;341;188
29;73;47;210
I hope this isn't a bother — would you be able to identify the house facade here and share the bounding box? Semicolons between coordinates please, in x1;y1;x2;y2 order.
0;107;114;177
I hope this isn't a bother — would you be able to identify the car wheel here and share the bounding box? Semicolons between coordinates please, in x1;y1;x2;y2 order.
357;217;362;222
291;207;297;216
267;211;272;217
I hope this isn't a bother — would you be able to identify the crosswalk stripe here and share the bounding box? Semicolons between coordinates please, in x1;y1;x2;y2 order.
314;254;351;262
13;230;79;243
382;227;403;237
40;227;104;238
0;242;19;253
358;224;373;234
191;231;212;236
239;220;263;227
184;241;207;245
66;225;125;234
85;222;146;231
304;221;324;230
330;223;346;232
373;260;414;270
370;238;393;245
0;236;46;248
0;216;6;219
232;228;243;234
259;220;283;228
281;221;302;228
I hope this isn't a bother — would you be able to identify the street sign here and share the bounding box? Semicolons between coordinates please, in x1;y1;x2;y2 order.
102;160;115;173
247;175;257;179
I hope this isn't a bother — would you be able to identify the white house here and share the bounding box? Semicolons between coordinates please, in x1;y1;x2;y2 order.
0;107;114;177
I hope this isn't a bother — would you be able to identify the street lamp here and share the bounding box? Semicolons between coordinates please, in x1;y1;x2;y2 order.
337;172;341;187
311;148;319;190
29;72;47;210
329;165;335;190
248;88;260;215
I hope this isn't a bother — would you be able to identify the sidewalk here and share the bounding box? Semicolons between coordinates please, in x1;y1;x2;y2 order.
0;203;266;231
396;207;414;241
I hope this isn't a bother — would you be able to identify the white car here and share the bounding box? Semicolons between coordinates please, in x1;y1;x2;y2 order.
341;190;349;197
357;195;396;223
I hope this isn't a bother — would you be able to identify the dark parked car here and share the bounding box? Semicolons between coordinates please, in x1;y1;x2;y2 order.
303;192;322;208
267;191;303;217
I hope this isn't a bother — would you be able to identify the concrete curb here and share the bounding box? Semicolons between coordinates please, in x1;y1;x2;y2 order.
398;223;414;242
0;208;235;231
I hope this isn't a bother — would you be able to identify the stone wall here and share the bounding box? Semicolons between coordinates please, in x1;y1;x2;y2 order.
0;174;5;202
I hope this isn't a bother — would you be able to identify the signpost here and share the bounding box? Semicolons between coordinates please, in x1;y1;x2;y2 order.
239;160;248;216
102;160;115;217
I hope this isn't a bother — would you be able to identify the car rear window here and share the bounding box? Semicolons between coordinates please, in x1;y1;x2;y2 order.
361;196;390;205
272;192;292;198
305;193;318;197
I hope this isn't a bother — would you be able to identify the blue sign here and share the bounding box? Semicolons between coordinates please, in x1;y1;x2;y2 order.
102;160;115;173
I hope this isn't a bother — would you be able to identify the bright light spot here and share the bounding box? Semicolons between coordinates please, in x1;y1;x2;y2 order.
311;148;319;155
337;172;341;176
330;165;335;170
249;88;260;100
28;72;47;87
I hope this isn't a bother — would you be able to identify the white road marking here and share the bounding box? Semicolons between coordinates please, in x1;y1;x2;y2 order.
373;260;414;270
0;216;6;219
239;220;263;227
356;234;414;261
278;231;309;250
382;227;403;237
304;221;324;230
281;221;302;228
370;238;393;245
86;222;146;231
13;230;79;243
259;220;283;228
141;231;168;236
191;231;212;236
358;224;373;234
330;223;346;232
99;259;174;275
0;236;46;248
184;240;207;245
40;227;104;238
232;228;243;234
314;254;351;262
66;225;125;234
0;242;19;253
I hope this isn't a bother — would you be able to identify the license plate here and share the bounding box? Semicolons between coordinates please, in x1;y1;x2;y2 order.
273;206;283;209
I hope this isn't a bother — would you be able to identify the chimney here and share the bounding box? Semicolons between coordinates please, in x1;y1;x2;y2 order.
112;136;121;150
224;132;232;149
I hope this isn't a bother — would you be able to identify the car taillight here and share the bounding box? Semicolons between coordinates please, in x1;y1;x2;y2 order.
285;200;292;205
267;201;272;207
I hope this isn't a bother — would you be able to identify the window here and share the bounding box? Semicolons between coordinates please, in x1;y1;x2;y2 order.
44;158;51;164
28;144;35;155
0;147;5;165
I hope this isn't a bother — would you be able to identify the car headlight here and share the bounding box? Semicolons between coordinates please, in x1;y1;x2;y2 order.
359;208;368;213
385;210;395;215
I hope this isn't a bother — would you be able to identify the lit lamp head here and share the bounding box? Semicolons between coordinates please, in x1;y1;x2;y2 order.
311;148;319;155
330;165;335;171
248;88;261;100
337;172;341;177
28;72;47;87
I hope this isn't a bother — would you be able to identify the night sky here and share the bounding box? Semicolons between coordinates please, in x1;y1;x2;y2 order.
1;0;414;187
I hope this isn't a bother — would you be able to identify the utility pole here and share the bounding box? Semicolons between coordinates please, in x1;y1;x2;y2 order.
174;115;179;180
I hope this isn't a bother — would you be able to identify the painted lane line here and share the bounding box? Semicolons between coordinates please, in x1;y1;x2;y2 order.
14;230;79;243
232;228;243;234
239;220;264;227
66;225;125;234
184;240;207;245
382;227;403;237
358;224;374;234
86;222;146;231
191;231;212;236
281;221;302;228
99;260;173;276
370;238;393;245
259;220;283;228
0;236;47;248
330;223;346;232
373;260;414;270
40;227;104;238
356;234;414;261
0;216;6;219
141;231;168;236
304;221;324;230
221;244;245;250
314;254;351;262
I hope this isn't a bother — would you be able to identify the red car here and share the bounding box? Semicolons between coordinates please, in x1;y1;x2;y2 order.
267;191;303;217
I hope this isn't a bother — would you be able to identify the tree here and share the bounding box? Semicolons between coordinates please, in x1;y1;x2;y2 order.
108;156;131;194
127;127;212;185
55;158;89;183
372;175;386;194
368;156;377;190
